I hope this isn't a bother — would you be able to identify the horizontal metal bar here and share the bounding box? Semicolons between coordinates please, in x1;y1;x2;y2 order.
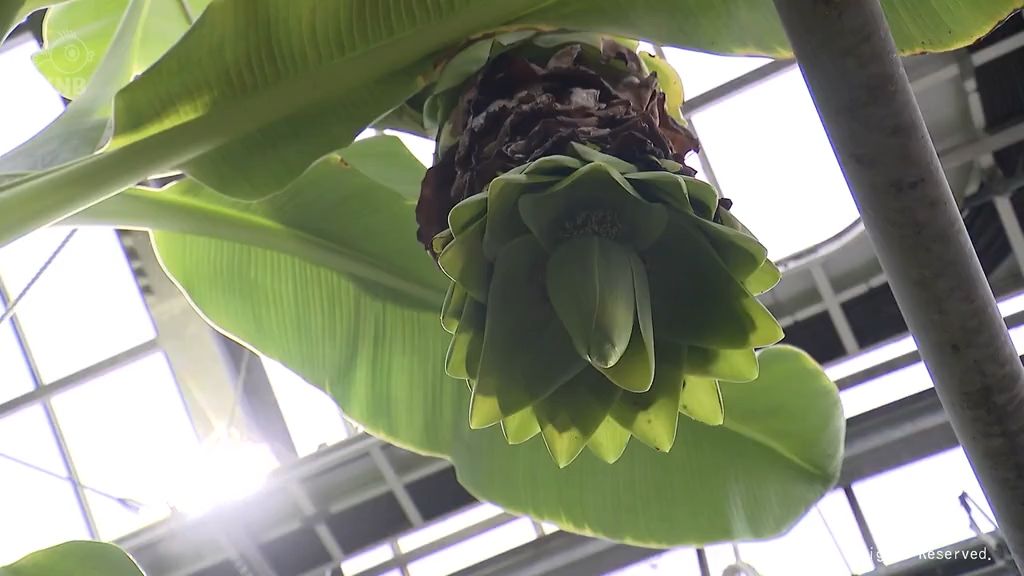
910;29;1024;93
452;530;622;576
941;120;1024;170
677;28;1024;119
361;513;520;576
840;388;958;484
455;387;971;576
680;59;796;116
116;433;384;551
0;338;160;419
140;454;451;576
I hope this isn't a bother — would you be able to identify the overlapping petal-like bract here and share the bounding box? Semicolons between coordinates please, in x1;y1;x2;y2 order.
434;143;783;467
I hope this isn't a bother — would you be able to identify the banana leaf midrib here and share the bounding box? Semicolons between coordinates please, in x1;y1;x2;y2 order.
111;0;566;147
67;186;447;308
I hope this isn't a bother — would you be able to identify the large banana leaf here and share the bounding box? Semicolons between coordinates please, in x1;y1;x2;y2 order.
1;1;53;41
73;136;447;309
72;136;456;454
2;0;999;545
72;136;843;544
451;345;843;545
0;541;143;576
0;0;215;176
521;0;1021;57
0;0;1019;249
0;0;145;173
33;0;210;99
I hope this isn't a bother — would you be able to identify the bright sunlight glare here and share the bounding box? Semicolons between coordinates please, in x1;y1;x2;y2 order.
169;431;278;517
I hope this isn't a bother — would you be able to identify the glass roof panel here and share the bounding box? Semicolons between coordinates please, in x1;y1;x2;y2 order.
0;298;35;403
50;353;196;537
0;228;156;382
0;37;63;156
263;357;351;457
661;47;772;99
853;447;996;564
688;66;859;259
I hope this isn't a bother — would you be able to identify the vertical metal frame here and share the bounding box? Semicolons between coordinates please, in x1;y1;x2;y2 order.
773;0;1024;568
0;278;99;539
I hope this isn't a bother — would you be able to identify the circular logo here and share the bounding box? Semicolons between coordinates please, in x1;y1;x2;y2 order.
47;32;94;75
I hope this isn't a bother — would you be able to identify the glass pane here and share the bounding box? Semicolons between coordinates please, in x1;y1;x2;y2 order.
0;299;35;404
0;404;66;475
0;37;64;156
814;489;875;573
384;129;435;167
839;322;1024;417
840;361;933;418
737;490;872;575
406;517;538;576
0;228;156;383
0;464;90;565
689;67;859;259
339;543;394;576
398;503;504;553
824;334;917;382
50;352;197;538
661;47;772;99
263;357;350;457
703;543;740;574
853;447;996;564
605;548;700;576
83;488;170;542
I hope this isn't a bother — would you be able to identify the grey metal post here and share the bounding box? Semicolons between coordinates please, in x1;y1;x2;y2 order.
772;0;1024;568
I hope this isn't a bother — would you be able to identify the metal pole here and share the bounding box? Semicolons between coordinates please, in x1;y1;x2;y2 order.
696;548;711;576
772;0;1024;569
843;486;883;569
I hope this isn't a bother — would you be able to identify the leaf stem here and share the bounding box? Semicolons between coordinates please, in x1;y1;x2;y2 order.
67;188;444;309
175;0;195;24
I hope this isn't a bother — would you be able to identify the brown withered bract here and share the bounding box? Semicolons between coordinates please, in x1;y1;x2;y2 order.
416;39;700;249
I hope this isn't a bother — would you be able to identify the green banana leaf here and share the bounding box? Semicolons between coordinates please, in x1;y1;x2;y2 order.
0;0;149;173
71;136;844;545
1;0;53;41
0;0;1019;249
72;136;446;310
33;0;210;99
71;136;456;455
452;345;843;546
0;541;143;576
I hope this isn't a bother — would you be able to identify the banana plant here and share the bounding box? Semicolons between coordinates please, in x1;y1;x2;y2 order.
0;541;143;576
0;0;1017;560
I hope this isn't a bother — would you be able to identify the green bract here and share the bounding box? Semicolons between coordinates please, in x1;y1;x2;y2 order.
435;143;782;467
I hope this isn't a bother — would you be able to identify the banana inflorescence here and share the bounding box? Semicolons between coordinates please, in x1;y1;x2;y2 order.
434;144;782;467
418;33;783;467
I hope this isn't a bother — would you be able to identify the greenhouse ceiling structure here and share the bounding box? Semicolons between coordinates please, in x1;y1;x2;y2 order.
4;2;1024;575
